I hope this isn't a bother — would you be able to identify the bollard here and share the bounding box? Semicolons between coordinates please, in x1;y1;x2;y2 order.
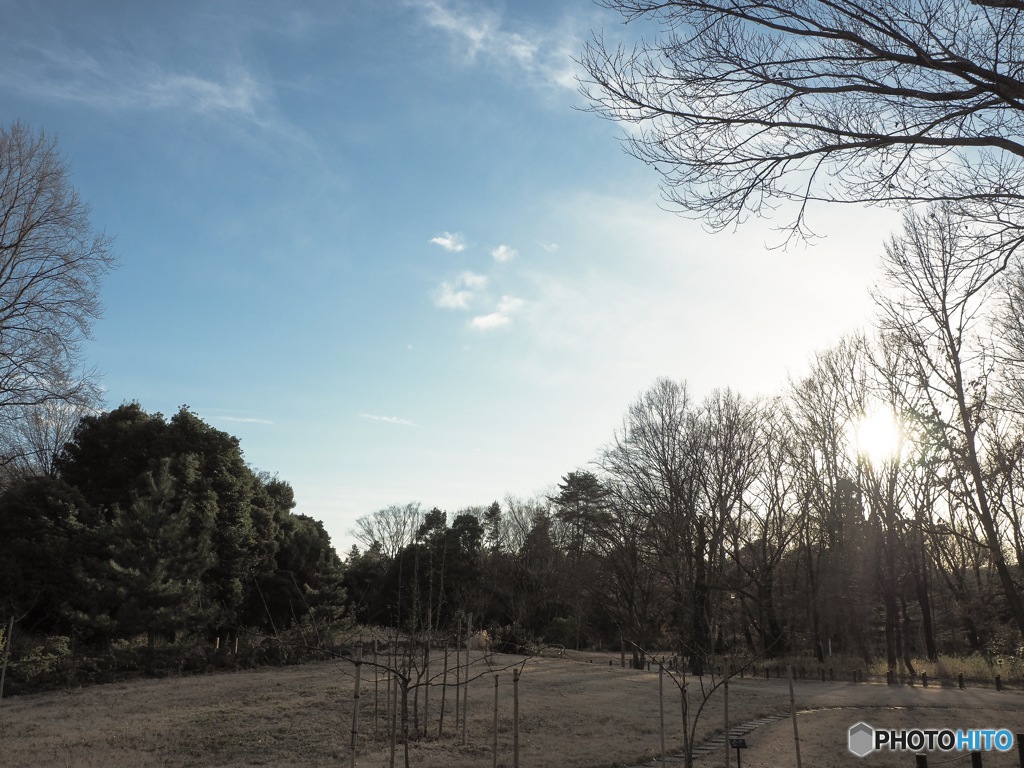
915;755;928;767
887;670;893;686
970;750;982;768
922;672;928;688
995;674;1002;692
829;667;834;681
609;660;612;667
1016;733;1023;768
959;673;965;690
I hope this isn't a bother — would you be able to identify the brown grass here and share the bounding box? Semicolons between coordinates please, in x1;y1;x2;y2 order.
1;650;1022;767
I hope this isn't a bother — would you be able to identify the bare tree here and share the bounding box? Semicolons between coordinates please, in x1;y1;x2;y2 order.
732;397;802;657
601;378;704;669
352;503;424;561
580;0;1024;243
875;204;1024;637
0;388;98;479
787;336;874;663
0;122;114;417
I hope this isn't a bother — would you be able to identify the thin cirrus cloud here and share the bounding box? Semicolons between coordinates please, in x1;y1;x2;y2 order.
214;415;275;425
434;271;488;309
1;37;268;118
359;414;418;427
430;231;467;252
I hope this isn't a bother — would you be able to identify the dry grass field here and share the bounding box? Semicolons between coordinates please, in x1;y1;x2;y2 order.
2;650;1023;767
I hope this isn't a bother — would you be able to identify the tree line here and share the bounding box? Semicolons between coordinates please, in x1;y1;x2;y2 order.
346;206;1024;676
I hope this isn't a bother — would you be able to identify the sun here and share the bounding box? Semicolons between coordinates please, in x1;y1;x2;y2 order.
851;407;906;466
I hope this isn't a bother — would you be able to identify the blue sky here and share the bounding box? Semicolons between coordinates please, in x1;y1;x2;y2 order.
1;0;902;552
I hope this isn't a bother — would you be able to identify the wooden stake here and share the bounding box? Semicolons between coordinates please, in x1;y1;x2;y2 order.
462;613;472;746
439;644;449;737
659;666;666;765
350;645;363;768
513;668;520;768
374;644;379;738
455;618;462;732
789;665;802;768
681;684;690;766
493;674;499;768
423;638;430;737
389;669;398;768
0;617;13;709
724;660;730;768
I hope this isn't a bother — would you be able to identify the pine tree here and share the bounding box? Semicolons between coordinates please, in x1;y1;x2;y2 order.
107;461;214;672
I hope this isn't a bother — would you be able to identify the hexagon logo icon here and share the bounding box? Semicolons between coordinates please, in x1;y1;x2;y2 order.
849;722;875;757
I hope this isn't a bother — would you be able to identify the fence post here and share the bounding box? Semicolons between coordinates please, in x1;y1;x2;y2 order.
462;613;472;746
389;670;398;768
513;668;520;768
959;673;965;690
724;660;730;768
350;644;362;768
1015;733;1023;768
438;645;449;737
922;672;927;688
659;666;666;766
0;617;13;709
789;665;802;768
493;675;499;768
996;674;1002;692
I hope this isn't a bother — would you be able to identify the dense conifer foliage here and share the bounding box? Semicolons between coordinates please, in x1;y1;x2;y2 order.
0;404;344;649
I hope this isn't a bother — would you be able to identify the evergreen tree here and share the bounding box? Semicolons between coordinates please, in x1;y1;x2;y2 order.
106;461;214;671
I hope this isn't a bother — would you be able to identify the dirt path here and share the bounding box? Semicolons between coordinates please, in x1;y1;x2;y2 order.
679;680;1024;768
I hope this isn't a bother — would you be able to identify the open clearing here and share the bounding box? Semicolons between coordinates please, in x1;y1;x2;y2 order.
2;651;1022;767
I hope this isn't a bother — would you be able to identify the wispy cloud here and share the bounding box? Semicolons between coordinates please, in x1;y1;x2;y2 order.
0;38;269;119
409;0;581;91
360;413;418;427
0;15;314;151
434;271;487;309
470;294;526;331
491;244;517;263
430;231;467;252
213;415;275;425
539;241;559;253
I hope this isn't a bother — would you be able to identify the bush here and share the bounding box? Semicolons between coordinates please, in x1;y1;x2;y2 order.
488;623;540;656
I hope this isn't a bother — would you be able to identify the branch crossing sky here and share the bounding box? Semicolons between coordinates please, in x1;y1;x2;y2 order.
1;0;901;550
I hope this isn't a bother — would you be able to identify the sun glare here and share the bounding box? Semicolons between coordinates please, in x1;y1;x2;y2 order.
851;407;905;466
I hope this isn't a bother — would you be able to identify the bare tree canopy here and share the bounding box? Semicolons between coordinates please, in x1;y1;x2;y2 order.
580;0;1024;241
0;121;114;413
